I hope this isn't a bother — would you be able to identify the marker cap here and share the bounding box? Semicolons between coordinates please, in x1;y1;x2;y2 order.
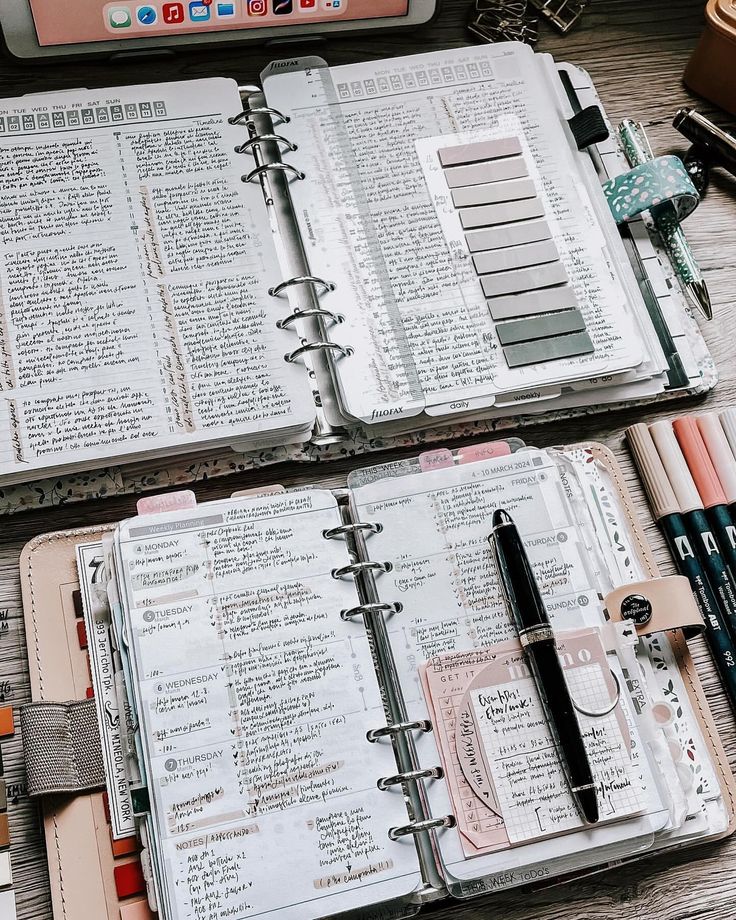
650;420;703;513
720;409;736;470
697;413;736;505
673;416;727;509
625;423;680;519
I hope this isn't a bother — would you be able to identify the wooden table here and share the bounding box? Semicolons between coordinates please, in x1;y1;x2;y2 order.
2;1;736;917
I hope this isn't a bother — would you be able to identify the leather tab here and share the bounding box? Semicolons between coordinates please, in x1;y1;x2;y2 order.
567;105;609;150
19;699;105;797
605;576;704;639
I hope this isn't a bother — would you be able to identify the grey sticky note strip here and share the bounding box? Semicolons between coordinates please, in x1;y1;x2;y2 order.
504;331;594;367
450;179;537;208
465;220;552;252
452;178;536;208
487;286;579;320
472;239;559;275
480;262;569;297
444;157;528;188
496;309;586;345
438;137;523;167
460;197;545;229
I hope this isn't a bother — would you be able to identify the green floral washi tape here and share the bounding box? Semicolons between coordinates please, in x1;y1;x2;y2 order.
603;154;699;224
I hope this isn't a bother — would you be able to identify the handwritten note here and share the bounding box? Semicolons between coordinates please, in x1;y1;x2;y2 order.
263;44;644;423
471;641;643;844
115;490;420;920
0;79;311;481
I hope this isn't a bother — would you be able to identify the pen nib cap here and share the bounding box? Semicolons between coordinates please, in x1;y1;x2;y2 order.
492;508;513;528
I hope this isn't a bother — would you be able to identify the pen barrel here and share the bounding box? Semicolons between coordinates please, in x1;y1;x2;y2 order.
660;514;736;701
525;639;597;816
492;520;547;629
685;508;736;629
673;108;736;175
707;504;736;585
649;214;698;284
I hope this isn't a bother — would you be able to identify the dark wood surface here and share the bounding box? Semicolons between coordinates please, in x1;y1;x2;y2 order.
3;1;736;917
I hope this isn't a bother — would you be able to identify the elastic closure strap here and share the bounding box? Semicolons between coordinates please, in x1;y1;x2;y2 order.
567;105;609;150
20;699;106;797
604;575;705;639
603;155;699;224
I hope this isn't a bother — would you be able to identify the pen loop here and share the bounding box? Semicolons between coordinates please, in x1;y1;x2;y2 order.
570;668;621;718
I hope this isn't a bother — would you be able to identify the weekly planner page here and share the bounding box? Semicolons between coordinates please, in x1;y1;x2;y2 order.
113;490;421;920
263;44;655;426
348;450;676;887
0;78;312;484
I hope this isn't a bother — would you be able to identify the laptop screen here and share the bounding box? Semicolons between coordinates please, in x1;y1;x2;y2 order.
28;0;410;47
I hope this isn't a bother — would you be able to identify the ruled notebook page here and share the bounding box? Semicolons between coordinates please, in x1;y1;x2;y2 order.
0;78;313;484
114;490;421;920
262;45;651;425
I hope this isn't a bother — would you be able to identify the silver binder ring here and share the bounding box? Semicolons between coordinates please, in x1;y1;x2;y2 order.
388;815;456;841
378;767;443;790
229;106;290;126
244;162;305;184
367;720;432;742
235;134;298;155
571;668;621;718
285;342;353;363
277;308;344;330
332;561;392;579
269;276;336;297
340;602;402;622
323;522;383;539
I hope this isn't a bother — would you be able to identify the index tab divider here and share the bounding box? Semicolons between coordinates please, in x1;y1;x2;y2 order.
456;441;513;464
418;449;454;472
136;490;197;516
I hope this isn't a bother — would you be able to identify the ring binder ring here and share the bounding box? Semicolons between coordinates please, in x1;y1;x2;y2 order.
323;522;383;539
277;308;344;330
269;276;336;297
366;720;432;742
332;561;392;579
377;767;443;791
340;602;402;621
235;134;298;155
285;342;354;364
244;162;305;184
388;815;456;841
229;106;290;127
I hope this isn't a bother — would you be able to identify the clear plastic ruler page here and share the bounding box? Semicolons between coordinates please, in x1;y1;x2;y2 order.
262;45;648;425
0;78;312;484
114;490;422;920
348;448;669;890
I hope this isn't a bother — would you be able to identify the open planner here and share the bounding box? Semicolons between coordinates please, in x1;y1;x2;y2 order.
18;440;734;920
0;41;713;490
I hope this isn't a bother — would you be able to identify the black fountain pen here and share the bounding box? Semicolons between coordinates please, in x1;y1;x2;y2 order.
490;509;599;825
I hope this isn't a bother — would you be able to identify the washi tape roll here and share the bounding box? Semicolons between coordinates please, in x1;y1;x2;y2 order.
603;154;699;224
